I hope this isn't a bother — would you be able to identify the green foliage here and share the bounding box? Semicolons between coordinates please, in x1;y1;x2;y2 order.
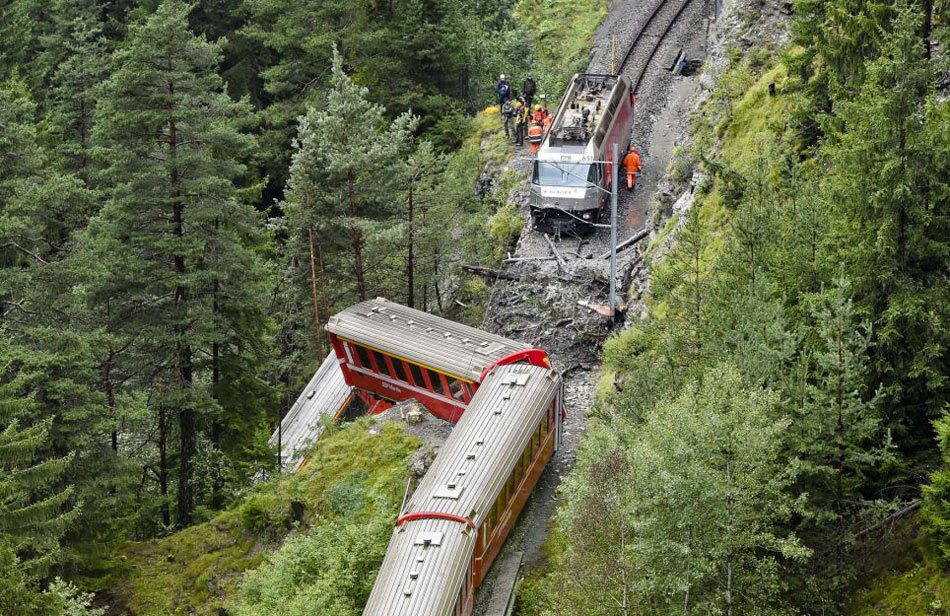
549;366;809;616
111;419;420;616
0;348;79;614
84;0;275;528
921;412;950;565
231;516;391;616
488;204;524;257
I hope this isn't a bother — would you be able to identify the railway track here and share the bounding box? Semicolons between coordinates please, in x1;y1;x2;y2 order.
619;0;697;91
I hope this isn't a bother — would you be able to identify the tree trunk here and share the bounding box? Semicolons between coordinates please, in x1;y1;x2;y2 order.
922;0;932;60
407;182;415;308
159;408;170;527
348;170;367;300
169;106;194;527
308;221;322;348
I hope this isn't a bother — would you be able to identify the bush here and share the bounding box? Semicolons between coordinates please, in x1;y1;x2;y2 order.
488;204;523;257
921;411;950;564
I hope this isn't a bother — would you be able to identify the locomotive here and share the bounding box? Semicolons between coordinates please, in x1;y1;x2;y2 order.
530;73;636;234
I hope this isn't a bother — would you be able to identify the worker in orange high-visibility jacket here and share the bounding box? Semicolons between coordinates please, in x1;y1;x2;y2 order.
528;122;544;155
622;144;642;190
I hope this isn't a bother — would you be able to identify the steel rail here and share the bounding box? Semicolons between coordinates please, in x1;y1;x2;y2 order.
618;0;696;91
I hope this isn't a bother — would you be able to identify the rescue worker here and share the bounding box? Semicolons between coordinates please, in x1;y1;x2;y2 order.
538;95;552;133
501;98;515;139
515;97;530;146
622;144;642;190
528;120;543;155
522;73;537;109
497;74;511;107
533;104;544;124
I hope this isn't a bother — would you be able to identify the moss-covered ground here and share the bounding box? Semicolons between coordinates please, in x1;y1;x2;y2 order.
107;419;420;616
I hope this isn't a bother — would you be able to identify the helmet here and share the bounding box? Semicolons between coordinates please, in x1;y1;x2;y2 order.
534;105;541;111
500;74;506;80
629;143;638;152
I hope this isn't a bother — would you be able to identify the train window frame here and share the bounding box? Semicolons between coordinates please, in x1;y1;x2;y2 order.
448;377;465;401
426;369;447;397
408;362;425;388
370;350;391;377
355;345;372;368
391;358;409;383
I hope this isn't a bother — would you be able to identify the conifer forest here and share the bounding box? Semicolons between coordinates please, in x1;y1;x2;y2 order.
1;0;949;615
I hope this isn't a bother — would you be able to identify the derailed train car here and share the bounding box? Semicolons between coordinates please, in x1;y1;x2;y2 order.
326;297;550;423
363;363;564;616
530;73;636;234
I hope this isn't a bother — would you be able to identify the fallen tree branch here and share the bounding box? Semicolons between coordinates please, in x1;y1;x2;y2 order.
598;227;651;260
460;264;524;282
544;233;568;269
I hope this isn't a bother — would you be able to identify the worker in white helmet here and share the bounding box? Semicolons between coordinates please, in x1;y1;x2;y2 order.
497;74;511;108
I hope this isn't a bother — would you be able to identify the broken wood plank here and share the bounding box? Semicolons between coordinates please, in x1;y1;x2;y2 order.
598;227;650;259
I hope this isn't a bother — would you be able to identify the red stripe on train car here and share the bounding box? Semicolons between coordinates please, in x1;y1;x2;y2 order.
396;511;477;530
478;349;550;382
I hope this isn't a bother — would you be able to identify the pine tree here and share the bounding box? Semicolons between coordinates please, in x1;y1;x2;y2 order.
38;0;110;180
803;273;890;513
85;0;270;527
402;141;447;310
627;366;810;615
822;5;950;455
0;343;78;613
283;48;415;304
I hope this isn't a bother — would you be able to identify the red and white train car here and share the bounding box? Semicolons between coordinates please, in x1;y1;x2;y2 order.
326;298;550;423
363;363;564;616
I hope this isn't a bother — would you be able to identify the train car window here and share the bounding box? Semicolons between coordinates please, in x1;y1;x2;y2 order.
535;162;593;187
371;350;391;377
448;378;465;401
523;447;532;474
607;89;621;116
462;383;474;402
409;362;425;387
355;345;372;368
536;423;543;451
392;358;409;383
427;370;447;397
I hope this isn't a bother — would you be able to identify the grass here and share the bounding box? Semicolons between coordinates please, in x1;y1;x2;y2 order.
515;0;609;99
848;522;950;616
108;419;421;616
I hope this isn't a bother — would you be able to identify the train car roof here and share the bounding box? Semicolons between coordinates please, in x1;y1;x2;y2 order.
539;73;629;162
326;297;533;382
362;363;561;616
403;363;560;526
268;352;352;471
363;517;476;616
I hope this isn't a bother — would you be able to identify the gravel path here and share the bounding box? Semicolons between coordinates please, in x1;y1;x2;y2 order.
472;0;710;612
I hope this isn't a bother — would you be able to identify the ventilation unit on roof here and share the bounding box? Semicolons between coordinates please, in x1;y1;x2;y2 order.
434;483;465;499
414;532;443;546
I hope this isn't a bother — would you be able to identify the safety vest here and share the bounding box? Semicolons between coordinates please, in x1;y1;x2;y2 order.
528;124;543;143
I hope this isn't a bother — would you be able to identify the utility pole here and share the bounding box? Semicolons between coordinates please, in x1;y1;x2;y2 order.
611;32;616;74
610;142;618;317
